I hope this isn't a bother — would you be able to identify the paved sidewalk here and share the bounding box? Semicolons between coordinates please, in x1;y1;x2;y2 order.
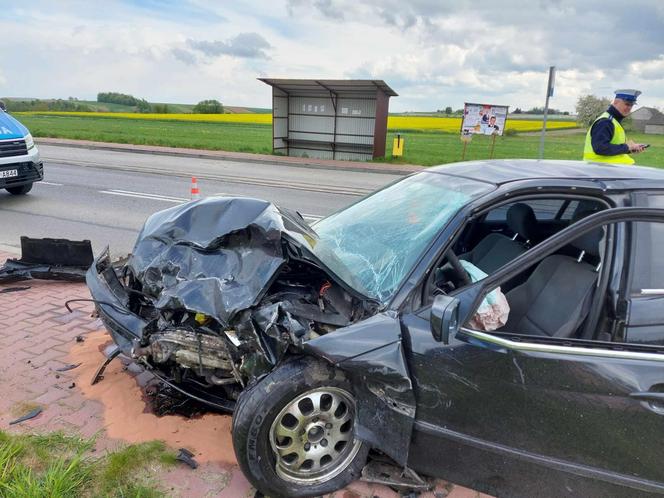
36;138;425;176
0;251;487;498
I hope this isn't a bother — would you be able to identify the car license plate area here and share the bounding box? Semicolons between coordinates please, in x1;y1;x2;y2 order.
0;169;19;179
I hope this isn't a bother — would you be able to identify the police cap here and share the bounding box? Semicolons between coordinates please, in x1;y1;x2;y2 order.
614;89;641;103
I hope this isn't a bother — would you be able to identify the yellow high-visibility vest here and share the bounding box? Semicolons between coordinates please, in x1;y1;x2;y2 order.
583;112;634;164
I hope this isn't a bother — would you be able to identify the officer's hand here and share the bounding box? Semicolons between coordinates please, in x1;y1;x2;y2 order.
627;140;646;153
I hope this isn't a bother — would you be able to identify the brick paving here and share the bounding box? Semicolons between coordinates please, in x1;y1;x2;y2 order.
0;250;488;498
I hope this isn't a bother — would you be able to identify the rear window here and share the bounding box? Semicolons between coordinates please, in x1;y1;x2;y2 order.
485;199;571;221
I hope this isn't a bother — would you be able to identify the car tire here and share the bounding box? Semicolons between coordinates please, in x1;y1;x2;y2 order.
232;356;369;498
6;183;33;195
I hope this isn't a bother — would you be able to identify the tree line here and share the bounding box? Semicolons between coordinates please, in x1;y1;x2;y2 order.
2;98;93;112
98;92;224;114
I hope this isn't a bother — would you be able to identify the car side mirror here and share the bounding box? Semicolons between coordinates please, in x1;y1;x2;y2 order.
430;294;460;344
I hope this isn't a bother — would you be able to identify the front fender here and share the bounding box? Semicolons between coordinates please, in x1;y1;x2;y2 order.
303;311;415;466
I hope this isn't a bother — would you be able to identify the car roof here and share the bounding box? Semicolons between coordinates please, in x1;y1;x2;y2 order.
426;159;664;186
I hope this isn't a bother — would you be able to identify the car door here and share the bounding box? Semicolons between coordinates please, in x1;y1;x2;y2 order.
402;207;664;498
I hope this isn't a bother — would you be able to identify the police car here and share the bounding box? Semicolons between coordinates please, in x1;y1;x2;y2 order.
0;102;43;195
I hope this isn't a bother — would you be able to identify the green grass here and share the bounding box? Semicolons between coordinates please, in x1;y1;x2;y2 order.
18;113;664;168
0;431;177;498
21;114;274;154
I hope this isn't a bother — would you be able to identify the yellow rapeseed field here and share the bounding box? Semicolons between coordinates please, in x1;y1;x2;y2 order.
18;111;577;132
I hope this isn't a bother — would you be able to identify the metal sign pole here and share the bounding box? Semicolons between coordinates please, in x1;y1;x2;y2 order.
538;66;556;160
489;134;497;159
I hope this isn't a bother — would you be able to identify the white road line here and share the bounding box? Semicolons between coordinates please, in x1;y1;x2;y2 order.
100;189;188;203
108;189;190;201
40;181;64;186
302;213;323;221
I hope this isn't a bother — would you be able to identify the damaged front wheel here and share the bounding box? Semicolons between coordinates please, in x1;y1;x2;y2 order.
232;357;369;497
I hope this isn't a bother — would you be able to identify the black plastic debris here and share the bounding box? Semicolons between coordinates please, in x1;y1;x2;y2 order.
55;363;81;372
75;335;85;343
144;382;212;418
0;237;93;284
9;407;42;425
176;448;199;469
0;286;31;294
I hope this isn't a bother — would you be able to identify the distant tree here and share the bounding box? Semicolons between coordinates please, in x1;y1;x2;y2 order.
97;92;141;106
444;106;453;115
513;107;522;114
152;103;170;113
135;99;152;113
576;95;611;126
192;99;224;114
454;109;464;115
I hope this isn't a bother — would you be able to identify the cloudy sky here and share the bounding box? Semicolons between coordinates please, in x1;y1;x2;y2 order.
1;0;663;112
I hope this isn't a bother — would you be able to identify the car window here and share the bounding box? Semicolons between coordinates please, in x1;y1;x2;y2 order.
484;199;567;221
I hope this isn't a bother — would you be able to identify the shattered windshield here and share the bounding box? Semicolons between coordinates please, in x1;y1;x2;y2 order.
312;172;494;302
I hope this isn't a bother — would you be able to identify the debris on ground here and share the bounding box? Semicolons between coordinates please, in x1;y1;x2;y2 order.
144;381;213;418
55;362;81;372
176;448;199;469
361;459;434;493
9;407;43;425
0;237;93;284
0;286;31;294
75;335;85;342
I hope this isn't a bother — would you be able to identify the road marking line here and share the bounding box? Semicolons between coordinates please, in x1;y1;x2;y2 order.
40;181;64;186
100;189;188;203
302;214;323;221
108;189;190;201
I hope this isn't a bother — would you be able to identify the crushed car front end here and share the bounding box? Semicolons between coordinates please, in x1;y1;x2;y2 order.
87;197;380;411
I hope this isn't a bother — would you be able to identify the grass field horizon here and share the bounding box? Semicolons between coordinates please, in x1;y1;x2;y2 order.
17;113;663;168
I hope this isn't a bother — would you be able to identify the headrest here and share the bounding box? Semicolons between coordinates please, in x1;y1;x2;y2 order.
506;203;536;241
571;210;604;258
572;200;602;219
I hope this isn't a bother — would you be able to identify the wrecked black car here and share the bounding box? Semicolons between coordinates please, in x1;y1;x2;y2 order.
88;160;664;498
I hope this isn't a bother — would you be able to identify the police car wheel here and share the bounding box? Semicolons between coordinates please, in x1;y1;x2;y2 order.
6;184;33;195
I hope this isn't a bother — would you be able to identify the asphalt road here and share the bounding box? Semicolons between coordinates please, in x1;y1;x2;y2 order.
0;145;402;256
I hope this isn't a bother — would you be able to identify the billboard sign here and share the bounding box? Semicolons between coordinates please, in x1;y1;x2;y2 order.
461;103;509;136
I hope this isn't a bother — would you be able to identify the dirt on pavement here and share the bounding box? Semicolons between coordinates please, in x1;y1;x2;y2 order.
67;330;237;464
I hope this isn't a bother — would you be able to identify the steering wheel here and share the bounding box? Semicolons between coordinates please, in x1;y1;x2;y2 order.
445;248;472;287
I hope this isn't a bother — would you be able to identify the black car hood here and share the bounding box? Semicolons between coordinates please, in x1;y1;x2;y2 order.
127;196;368;326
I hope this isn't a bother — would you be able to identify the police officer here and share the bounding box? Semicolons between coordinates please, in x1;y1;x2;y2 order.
583;89;646;164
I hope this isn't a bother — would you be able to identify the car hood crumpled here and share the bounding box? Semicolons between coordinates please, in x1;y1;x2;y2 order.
126;196;345;326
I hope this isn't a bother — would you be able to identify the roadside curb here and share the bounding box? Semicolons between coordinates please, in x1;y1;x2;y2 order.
36;138;425;176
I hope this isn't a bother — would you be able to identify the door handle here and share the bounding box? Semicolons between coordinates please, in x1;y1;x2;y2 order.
629;391;664;402
630;391;664;414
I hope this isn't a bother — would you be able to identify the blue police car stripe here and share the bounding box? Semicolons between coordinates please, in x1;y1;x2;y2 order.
0;112;29;140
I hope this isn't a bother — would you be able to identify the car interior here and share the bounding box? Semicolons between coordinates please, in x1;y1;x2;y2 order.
425;197;609;341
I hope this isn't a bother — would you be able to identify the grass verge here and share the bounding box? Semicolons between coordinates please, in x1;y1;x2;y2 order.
0;431;177;498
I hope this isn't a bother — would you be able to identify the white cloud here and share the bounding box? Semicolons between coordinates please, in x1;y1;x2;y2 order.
0;0;663;111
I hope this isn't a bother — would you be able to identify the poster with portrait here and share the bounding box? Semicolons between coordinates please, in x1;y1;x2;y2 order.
461;103;509;136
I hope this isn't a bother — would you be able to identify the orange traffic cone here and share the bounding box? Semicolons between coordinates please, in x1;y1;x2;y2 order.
190;176;200;200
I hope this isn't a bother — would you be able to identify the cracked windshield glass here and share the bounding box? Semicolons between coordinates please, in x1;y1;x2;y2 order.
312;172;494;301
